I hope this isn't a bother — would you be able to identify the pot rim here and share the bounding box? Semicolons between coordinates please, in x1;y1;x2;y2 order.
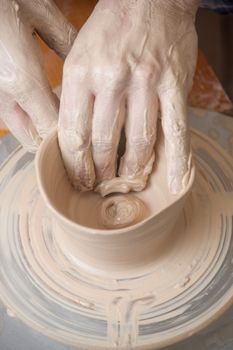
35;128;195;236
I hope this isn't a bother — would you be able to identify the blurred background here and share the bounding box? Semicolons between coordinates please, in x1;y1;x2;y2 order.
196;8;233;103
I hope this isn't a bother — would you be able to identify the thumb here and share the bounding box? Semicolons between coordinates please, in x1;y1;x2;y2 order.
17;0;77;58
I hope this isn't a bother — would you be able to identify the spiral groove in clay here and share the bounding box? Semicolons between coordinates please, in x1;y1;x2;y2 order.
99;195;146;229
0;129;233;350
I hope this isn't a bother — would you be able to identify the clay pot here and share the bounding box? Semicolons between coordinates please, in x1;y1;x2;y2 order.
35;129;195;278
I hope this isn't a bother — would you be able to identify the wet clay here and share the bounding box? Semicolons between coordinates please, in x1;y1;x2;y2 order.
0;129;233;349
36;126;195;278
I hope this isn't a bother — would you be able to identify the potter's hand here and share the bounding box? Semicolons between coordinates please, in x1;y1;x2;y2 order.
0;0;77;152
59;0;199;195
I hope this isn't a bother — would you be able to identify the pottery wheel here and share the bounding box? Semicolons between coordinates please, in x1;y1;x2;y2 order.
0;130;232;350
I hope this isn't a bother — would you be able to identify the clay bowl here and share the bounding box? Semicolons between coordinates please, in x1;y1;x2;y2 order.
35;129;195;279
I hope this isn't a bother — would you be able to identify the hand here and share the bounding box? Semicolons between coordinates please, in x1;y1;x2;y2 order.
0;0;77;152
59;0;199;195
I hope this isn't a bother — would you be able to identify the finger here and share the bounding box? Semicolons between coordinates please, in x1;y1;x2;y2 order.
58;72;95;191
92;92;125;183
118;88;159;191
15;82;58;139
0;91;41;152
16;0;77;58
159;88;191;194
95;85;159;197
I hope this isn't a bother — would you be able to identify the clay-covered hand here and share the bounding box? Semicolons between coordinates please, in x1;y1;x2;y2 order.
59;0;199;195
0;0;77;152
